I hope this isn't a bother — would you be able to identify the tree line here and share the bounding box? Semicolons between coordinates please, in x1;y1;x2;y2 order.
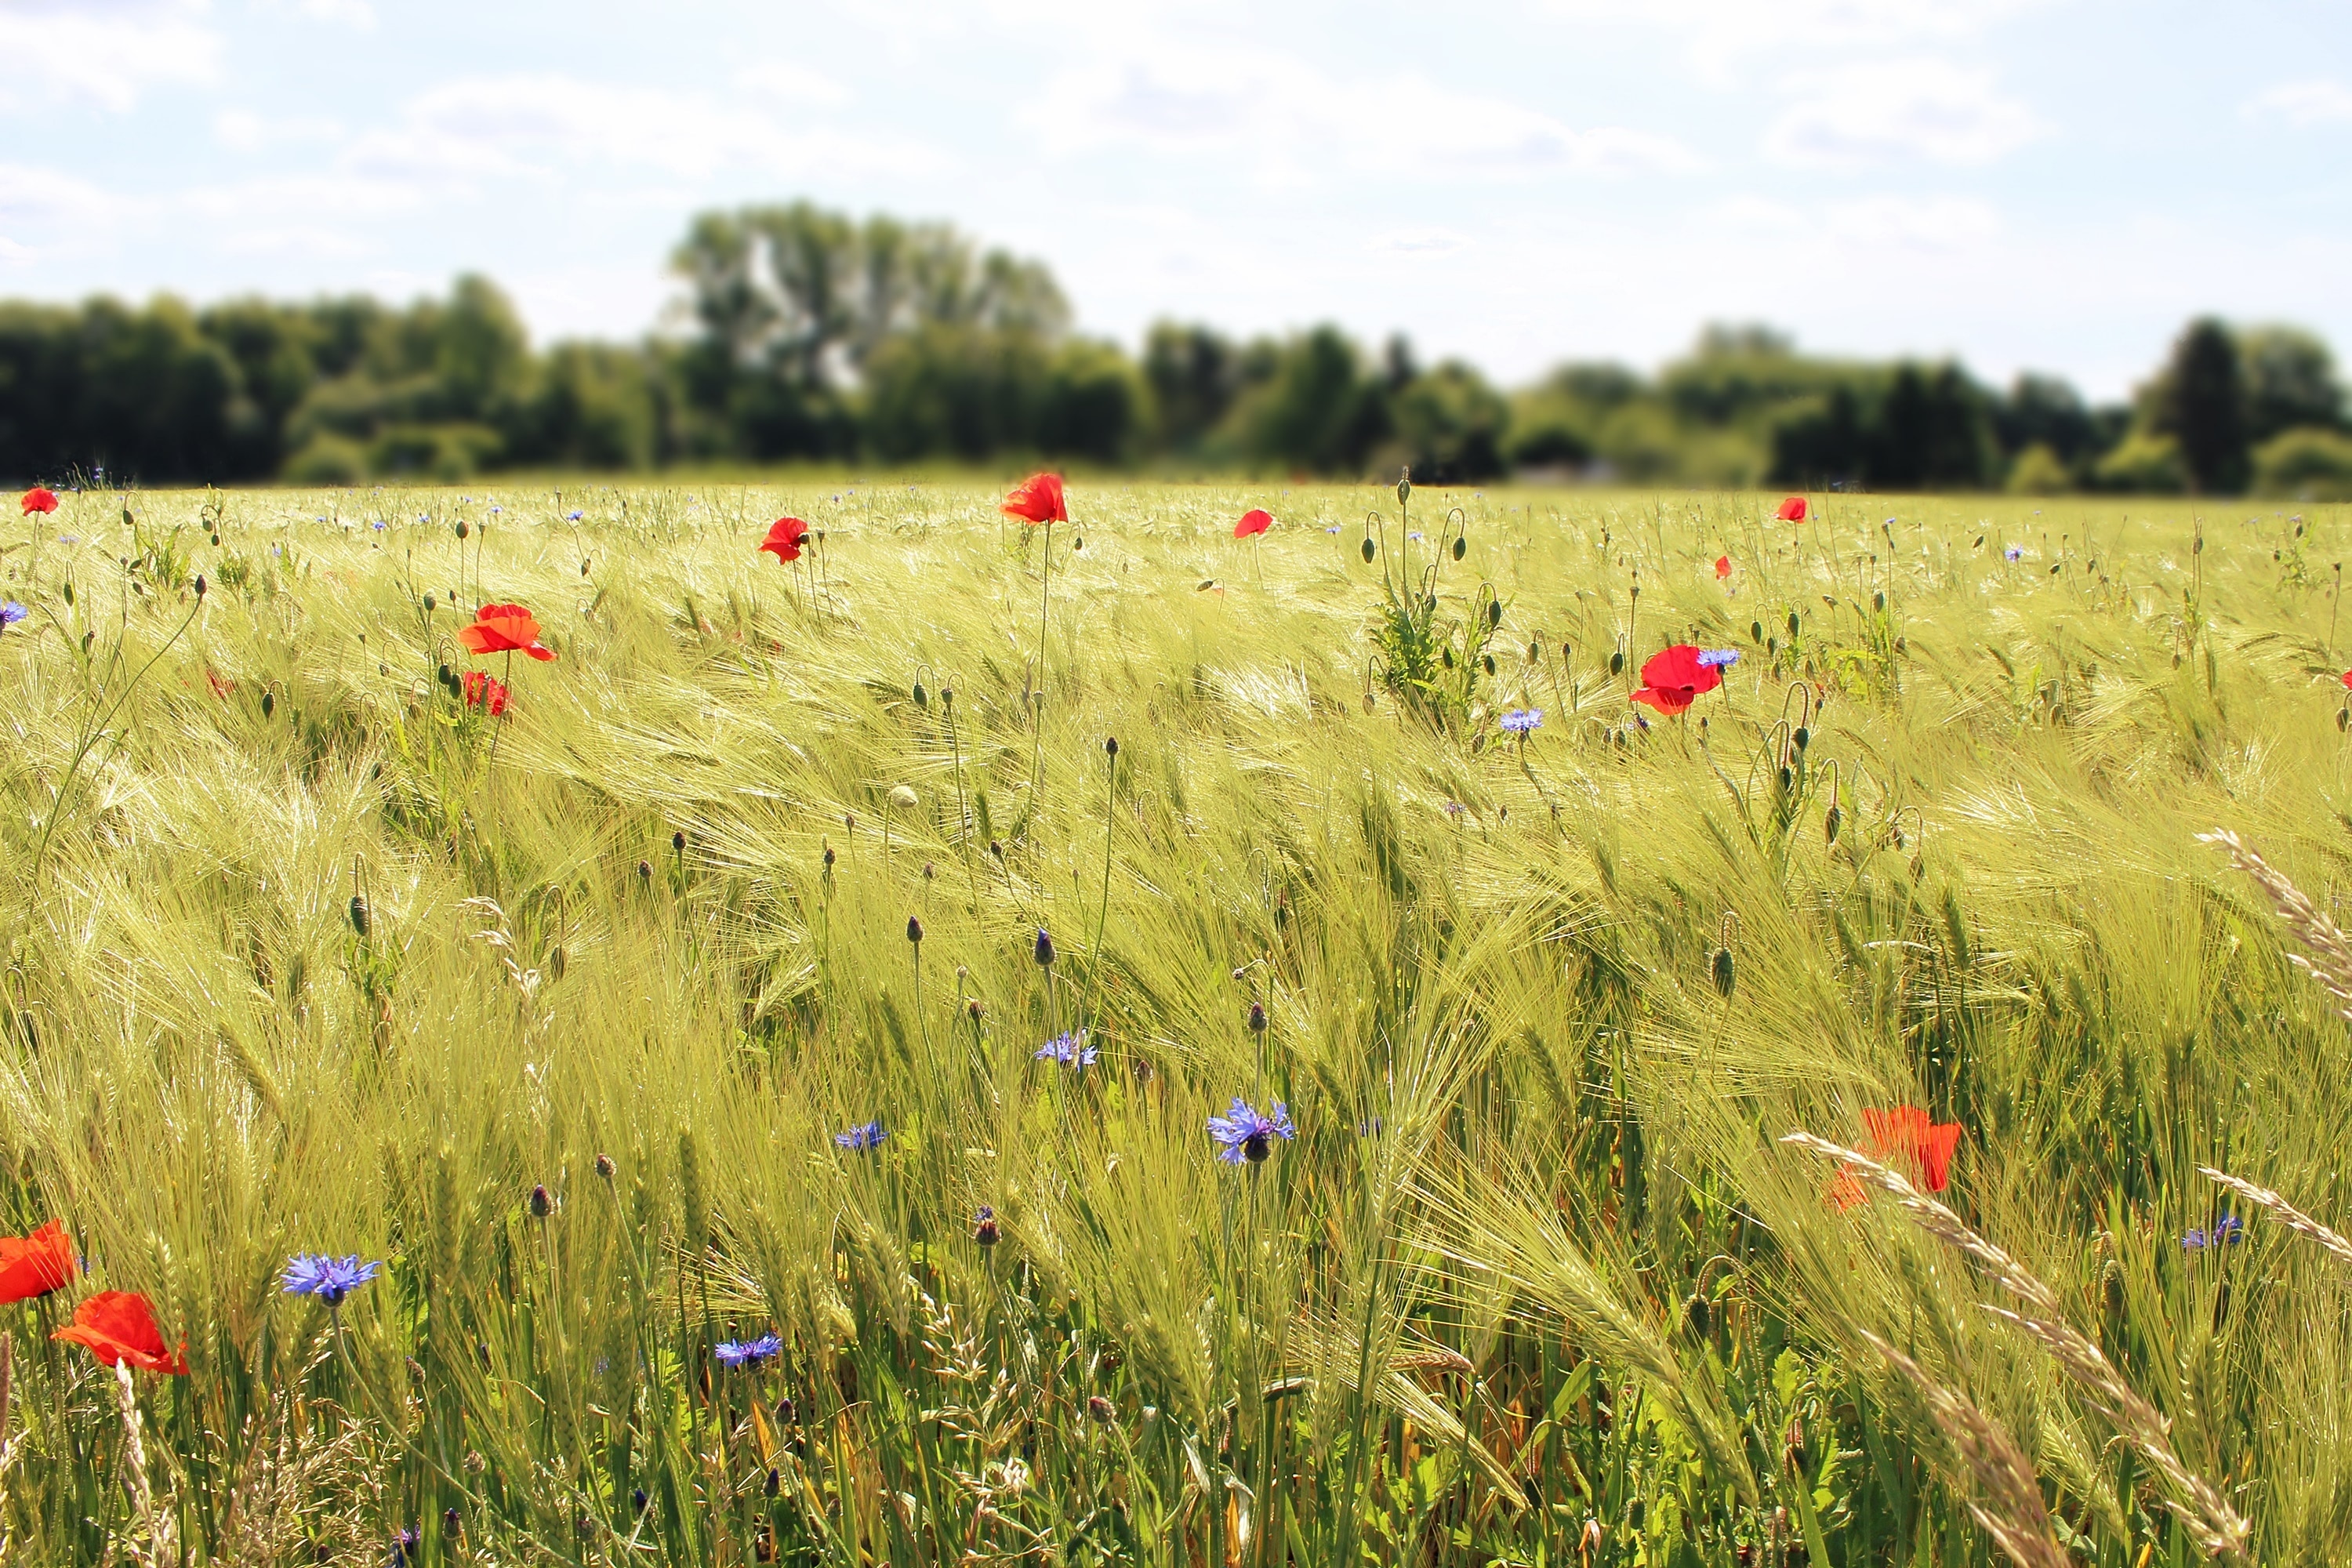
2;200;2348;496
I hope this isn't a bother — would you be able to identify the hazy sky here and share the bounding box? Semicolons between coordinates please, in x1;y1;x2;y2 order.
2;0;2347;397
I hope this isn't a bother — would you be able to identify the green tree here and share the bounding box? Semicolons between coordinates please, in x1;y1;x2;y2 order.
1141;321;1242;457
1228;325;1389;476
2147;318;2248;493
1388;361;1509;483
2238;325;2343;443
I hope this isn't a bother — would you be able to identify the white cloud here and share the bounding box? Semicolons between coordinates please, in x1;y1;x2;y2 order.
0;1;221;112
249;0;376;25
215;108;343;152
1031;48;1701;182
1766;59;2044;168
1826;194;2002;249
1538;0;2052;75
0;162;118;227
2245;79;2352;126
1369;228;1473;254
732;60;854;107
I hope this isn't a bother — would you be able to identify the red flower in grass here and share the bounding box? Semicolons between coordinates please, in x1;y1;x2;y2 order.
1715;555;1731;580
759;517;809;563
53;1290;188;1374
1777;495;1808;523
0;1220;77;1304
1826;1169;1868;1214
21;487;59;516
2340;669;2351;690
462;670;509;717
205;670;234;701
1628;644;1727;716
1002;473;1067;525
1862;1105;1963;1193
1235;509;1272;539
457;604;555;662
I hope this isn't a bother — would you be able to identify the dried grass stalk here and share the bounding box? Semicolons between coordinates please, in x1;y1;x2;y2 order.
1860;1330;2068;1568
2198;1167;2352;1270
1783;1131;2249;1555
2201;829;2352;1021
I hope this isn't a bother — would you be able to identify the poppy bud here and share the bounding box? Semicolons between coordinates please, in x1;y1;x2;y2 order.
1422;593;1436;615
1034;928;1056;967
261;691;274;719
1363;692;1375;712
989;840;1003;859
907;915;924;946
423;592;437;612
209;532;221;548
844;812;855;832
594;1152;615;1179
61;579;72;606
1787;612;1800;638
1778;765;1793;792
1396;472;1411;505
349;895;370;938
548;944;566;980
1442;646;1454;669
194;574;207;599
456;520;469;539
1751;620;1763;644
913;681;927;708
1793;726;1809;751
637;859;652;882
1247;1002;1267;1034
822;844;836;870
775;1396;797;1425
1873;590;1886;612
1527;640;1541;662
1104;736;1119;760
1361;539;1376;564
1072;535;1083;551
1452;535;1466;561
1482;654;1495;676
940;685;953;707
1711;946;1734;998
2339;707;2348;734
1824;804;1841;844
528;1184;552;1218
673;829;686;853
579;558;591;577
1609;651;1624;676
1486;599;1501;628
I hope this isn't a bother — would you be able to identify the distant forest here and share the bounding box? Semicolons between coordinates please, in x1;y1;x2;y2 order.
3;200;2349;496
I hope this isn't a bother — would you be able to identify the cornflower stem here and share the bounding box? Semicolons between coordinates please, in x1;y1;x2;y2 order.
1079;744;1118;1033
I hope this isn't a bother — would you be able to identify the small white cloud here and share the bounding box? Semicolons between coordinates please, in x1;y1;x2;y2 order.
0;162;118;226
1766;59;2044;168
1369;228;1472;255
734;60;855;107
0;1;221;113
2245;79;2352;126
1826;194;2001;250
1033;48;1701;181
215;109;344;153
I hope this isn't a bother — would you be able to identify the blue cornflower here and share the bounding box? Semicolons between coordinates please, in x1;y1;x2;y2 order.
1442;800;1467;818
372;520;388;532
0;601;27;630
2003;545;2023;562
714;1333;783;1368
1499;708;1542;735
57;533;78;544
1207;1098;1296;1164
834;1120;886;1152
2183;1215;2247;1252
281;1252;382;1305
1035;1029;1098;1068
567;510;584;521
1324;525;1341;534
1408;531;1425;542
1696;648;1740;669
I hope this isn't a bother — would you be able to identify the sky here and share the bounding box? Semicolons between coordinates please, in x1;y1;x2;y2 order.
2;0;2348;399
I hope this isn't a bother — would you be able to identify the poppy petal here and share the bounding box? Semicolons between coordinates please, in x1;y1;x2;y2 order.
1235;509;1272;539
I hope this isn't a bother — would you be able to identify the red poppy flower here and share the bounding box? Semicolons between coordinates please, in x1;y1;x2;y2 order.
21;487;58;516
1715;555;1731;580
1002;473;1067;525
1826;1169;1868;1214
457;604;556;662
0;1220;77;1304
53;1290;188;1374
1777;496;1807;523
462;670;509;717
1861;1105;1963;1194
758;517;809;563
1235;509;1272;539
1628;644;1726;715
2340;669;2350;690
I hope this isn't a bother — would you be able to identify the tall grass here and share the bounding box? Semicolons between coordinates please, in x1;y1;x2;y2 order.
0;481;2347;1564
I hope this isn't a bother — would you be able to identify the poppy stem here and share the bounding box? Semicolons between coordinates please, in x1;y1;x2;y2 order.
1080;742;1117;1035
1030;522;1051;797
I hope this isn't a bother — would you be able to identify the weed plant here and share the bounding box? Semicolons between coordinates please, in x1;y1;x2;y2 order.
0;481;2348;1565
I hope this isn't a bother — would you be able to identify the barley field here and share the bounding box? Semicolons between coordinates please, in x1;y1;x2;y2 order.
2;477;2349;1566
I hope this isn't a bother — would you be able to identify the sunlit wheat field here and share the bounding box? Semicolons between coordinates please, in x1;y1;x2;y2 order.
3;477;2350;1566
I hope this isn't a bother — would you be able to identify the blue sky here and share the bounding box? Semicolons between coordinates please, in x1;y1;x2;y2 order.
2;0;2347;398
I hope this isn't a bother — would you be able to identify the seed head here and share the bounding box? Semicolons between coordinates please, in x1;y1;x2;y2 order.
1247;1002;1268;1034
444;1508;460;1537
348;895;370;938
906;915;924;946
974;1204;1000;1247
528;1183;552;1218
1105;735;1118;758
594;1152;615;1179
455;520;469;539
672;829;685;853
1034;928;1056;967
822;844;836;871
194;574;207;599
637;859;652;882
1087;1395;1116;1425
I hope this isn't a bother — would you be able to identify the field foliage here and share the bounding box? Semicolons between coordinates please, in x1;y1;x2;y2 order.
2;478;2350;1566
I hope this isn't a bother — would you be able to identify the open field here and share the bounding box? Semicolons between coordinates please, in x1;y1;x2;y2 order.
2;478;2351;1565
